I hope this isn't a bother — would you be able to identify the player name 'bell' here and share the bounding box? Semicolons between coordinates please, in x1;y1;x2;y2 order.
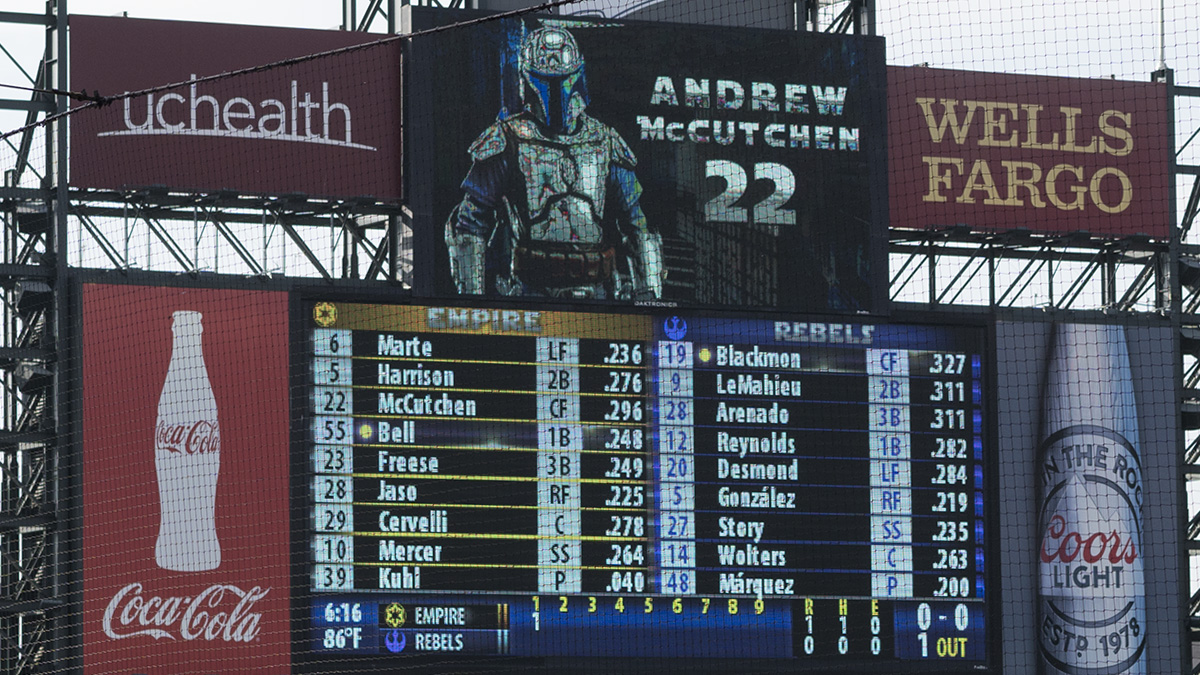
1037;323;1145;674
155;310;222;572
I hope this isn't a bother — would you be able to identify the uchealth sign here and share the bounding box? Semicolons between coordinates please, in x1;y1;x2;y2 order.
82;284;290;674
69;15;401;200
889;66;1170;239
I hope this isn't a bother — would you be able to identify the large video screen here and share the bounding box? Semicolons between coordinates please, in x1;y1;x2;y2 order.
405;9;887;313
296;299;993;671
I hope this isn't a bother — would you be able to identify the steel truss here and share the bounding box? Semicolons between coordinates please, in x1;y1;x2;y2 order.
3;0;1199;671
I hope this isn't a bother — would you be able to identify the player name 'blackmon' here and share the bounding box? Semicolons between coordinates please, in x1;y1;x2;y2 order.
718;458;799;481
716;432;796;457
378;363;456;387
715;373;801;397
715;345;802;369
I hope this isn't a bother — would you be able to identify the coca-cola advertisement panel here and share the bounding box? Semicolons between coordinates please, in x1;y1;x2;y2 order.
890;67;1170;239
69;15;402;201
995;321;1182;674
81;283;291;674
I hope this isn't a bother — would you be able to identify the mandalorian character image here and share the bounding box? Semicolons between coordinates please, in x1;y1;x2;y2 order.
445;26;665;301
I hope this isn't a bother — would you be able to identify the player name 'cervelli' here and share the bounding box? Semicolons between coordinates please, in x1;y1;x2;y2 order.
715;345;802;369
716;373;801;397
717;431;796;457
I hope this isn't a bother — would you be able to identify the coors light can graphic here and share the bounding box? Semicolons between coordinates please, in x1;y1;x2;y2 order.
1038;323;1145;674
154;310;221;571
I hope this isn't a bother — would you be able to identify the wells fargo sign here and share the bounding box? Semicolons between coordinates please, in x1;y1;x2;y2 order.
889;66;1170;239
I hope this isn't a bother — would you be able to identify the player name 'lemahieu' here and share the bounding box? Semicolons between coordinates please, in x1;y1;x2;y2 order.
716;345;801;369
715;373;801;397
379;363;455;387
717;432;796;456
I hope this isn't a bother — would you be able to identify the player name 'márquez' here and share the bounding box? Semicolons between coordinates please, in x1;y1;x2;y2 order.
378;363;456;387
378;392;476;417
715;373;801;397
715;345;802;369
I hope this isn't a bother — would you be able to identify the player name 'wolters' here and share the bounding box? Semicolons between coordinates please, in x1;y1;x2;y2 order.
378;363;456;387
715;345;802;369
717;458;799;481
717;543;787;567
378;392;477;417
715;373;801;397
716;432;796;457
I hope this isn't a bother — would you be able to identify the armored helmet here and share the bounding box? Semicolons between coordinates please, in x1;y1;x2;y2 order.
519;27;589;134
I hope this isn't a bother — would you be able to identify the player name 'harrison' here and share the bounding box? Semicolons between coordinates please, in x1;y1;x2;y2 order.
379;363;455;387
715;345;802;369
716;373;801;397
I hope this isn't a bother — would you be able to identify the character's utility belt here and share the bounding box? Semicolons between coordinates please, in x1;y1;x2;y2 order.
514;245;615;286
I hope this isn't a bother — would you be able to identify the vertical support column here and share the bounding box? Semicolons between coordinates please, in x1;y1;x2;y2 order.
537;337;581;594
656;339;695;595
868;349;913;599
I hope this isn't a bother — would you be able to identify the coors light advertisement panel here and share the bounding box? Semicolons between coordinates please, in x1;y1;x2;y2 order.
406;9;887;313
889;67;1170;239
81;284;290;674
69;15;402;200
995;322;1183;674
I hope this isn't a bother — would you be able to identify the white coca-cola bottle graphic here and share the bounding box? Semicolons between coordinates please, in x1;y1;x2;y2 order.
1038;323;1144;674
154;310;221;572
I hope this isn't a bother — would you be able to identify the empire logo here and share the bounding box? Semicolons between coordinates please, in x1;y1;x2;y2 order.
101;77;376;151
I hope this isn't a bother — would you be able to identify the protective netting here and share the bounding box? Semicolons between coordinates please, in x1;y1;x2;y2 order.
0;1;1195;673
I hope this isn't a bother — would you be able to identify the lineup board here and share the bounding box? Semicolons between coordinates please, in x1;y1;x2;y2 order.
301;300;991;669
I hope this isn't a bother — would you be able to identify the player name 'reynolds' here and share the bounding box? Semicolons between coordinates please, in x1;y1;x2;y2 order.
718;458;799;481
716;373;801;397
717;431;796;457
716;345;802;369
378;363;455;387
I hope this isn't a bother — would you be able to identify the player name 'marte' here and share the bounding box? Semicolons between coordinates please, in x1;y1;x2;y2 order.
715;373;801;397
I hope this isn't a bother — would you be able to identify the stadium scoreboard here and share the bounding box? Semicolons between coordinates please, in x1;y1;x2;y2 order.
300;300;992;669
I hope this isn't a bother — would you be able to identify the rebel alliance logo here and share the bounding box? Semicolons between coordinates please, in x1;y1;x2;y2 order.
103;583;269;642
101;78;377;151
156;420;220;455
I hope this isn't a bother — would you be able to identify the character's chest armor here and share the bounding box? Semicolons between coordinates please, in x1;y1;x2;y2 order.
513;132;608;245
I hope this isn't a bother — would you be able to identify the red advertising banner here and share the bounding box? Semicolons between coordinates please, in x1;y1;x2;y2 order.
82;284;290;675
889;66;1170;239
69;15;401;201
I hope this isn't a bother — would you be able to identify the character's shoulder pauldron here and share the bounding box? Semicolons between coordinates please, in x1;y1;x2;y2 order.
468;123;508;162
608;127;638;169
